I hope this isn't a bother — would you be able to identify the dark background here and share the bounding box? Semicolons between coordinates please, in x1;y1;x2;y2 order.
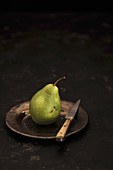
0;4;113;170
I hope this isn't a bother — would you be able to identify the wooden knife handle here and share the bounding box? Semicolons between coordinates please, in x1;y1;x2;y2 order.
56;117;72;142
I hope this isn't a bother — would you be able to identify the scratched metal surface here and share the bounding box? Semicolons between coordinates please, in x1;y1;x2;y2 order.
0;12;113;170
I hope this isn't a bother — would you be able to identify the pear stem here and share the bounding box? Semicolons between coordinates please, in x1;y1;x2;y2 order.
53;76;66;86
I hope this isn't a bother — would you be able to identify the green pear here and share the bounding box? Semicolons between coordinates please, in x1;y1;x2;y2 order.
29;77;65;125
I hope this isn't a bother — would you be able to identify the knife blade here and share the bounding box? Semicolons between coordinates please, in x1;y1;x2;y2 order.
56;99;81;142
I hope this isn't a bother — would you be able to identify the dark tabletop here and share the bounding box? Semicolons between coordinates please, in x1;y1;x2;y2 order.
0;12;113;170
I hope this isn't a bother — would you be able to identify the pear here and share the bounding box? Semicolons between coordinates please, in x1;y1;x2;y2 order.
29;77;65;125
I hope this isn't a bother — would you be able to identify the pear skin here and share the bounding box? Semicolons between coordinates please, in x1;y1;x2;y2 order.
29;77;65;125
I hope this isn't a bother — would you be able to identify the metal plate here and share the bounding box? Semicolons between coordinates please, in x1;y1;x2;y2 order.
5;100;88;139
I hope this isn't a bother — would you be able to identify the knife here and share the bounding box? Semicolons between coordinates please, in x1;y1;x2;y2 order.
56;99;81;142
